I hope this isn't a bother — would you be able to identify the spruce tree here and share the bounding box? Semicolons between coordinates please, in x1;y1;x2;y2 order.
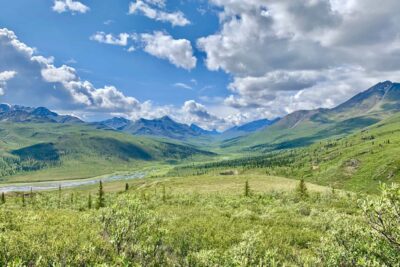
22;193;26;207
97;181;105;209
296;179;308;198
88;193;92;209
162;185;166;203
30;187;35;205
244;180;250;197
58;184;62;209
1;192;5;204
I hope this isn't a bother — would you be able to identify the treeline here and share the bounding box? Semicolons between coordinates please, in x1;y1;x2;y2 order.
167;150;305;177
0;155;59;177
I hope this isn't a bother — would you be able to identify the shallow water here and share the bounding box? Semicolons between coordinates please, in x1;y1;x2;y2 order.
0;172;146;193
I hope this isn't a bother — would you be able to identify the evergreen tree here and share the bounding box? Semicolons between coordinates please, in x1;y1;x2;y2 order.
22;193;25;207
58;184;62;209
296;179;308;198
30;187;35;205
244;180;250;197
162;185;166;203
97;181;105;209
88;193;92;209
1;192;5;204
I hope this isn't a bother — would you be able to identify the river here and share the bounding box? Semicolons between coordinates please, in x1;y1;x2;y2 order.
0;172;146;193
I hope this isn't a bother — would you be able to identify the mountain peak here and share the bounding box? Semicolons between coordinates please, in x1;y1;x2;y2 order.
0;104;82;124
0;103;11;113
160;115;173;121
31;107;57;117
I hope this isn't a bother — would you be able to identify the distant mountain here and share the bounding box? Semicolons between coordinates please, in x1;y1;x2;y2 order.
224;81;400;151
98;116;218;140
222;118;279;139
0;122;216;180
190;124;219;136
99;117;131;130
0;104;83;124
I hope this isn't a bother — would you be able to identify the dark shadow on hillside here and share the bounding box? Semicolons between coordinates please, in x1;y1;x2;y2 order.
159;141;216;159
12;143;60;161
85;137;153;161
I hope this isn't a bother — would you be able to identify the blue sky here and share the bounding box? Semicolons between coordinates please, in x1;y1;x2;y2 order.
1;0;400;130
0;0;228;106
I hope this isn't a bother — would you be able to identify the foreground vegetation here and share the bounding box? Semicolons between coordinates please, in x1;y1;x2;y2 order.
0;173;399;266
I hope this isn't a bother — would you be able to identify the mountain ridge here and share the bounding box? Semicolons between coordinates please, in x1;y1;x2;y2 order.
226;81;400;151
0;104;83;124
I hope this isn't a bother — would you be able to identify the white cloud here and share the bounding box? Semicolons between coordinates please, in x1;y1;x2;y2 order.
129;0;190;27
0;71;17;96
90;32;133;46
103;20;114;25
41;65;76;83
173;82;193;90
0;28;232;130
196;0;400;119
181;100;227;130
0;28;139;113
0;71;17;82
141;31;197;70
89;31;196;70
52;0;89;14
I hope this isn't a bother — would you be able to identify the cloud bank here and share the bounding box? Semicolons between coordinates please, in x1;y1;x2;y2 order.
197;0;400;118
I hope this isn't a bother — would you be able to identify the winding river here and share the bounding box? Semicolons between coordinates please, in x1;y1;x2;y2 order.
0;172;146;193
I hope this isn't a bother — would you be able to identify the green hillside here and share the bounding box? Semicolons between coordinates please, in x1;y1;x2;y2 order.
223;81;400;152
171;112;400;193
0;123;215;183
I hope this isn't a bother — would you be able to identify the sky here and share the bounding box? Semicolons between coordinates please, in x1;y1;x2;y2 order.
1;0;400;130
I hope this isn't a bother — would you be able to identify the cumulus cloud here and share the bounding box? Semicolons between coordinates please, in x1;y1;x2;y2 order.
0;28;139;113
0;28;230;130
181;100;227;130
89;30;196;70
52;0;89;14
129;0;190;27
141;31;197;70
90;32;134;46
197;0;400;118
0;71;17;96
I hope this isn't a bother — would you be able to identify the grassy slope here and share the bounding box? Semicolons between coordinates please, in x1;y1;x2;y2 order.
0;123;216;183
170;112;400;193
223;82;400;152
301;112;400;192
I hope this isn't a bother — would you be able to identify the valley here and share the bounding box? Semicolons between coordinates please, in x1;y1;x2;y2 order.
1;81;400;266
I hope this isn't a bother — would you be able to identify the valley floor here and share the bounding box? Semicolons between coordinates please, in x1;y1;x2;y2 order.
1;172;399;266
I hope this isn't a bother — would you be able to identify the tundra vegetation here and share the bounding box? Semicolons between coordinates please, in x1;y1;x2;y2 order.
0;175;399;266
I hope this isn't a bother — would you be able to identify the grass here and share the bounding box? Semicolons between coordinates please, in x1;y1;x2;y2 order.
0;172;360;265
0;122;216;183
168;113;400;193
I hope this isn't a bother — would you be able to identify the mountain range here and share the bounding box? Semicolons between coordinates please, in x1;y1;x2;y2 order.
96;116;219;140
226;81;400;151
0;103;277;141
0;104;83;124
1;81;400;148
1;80;400;183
